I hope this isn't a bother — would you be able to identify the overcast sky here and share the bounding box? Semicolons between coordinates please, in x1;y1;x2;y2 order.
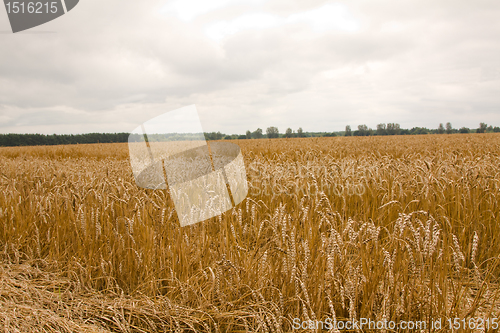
1;0;500;134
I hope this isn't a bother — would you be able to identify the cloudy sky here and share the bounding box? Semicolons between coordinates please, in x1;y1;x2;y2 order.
1;0;499;135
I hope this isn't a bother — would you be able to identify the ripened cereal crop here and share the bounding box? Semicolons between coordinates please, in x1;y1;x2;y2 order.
1;134;500;332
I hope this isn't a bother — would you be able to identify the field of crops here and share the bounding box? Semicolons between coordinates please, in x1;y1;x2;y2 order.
1;134;500;332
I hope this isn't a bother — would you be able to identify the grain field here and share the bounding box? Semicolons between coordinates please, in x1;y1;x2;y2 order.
1;134;500;332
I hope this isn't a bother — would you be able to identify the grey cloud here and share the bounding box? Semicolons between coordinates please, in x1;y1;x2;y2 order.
1;0;500;134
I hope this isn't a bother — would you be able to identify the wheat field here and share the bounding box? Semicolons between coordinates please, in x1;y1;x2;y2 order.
1;134;500;332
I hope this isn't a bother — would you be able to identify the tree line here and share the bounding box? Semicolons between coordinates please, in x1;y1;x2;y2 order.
237;122;500;139
0;132;132;147
343;122;500;137
1;123;499;147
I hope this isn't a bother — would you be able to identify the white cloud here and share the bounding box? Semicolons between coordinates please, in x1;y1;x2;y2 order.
161;0;266;22
204;3;359;41
287;3;359;33
205;13;279;41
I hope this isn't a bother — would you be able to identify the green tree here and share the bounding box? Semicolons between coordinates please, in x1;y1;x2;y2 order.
285;128;293;138
253;128;263;139
266;126;279;138
386;123;400;135
459;127;470;134
297;127;305;137
446;122;453;134
376;123;387;136
437;123;445;134
477;122;488;133
205;131;224;140
345;125;352;136
246;130;252;139
410;127;429;135
356;124;368;136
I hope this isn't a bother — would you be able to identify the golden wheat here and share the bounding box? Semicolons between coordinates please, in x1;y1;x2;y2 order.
1;134;500;332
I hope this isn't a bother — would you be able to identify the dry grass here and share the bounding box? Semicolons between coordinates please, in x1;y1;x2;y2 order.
1;134;500;332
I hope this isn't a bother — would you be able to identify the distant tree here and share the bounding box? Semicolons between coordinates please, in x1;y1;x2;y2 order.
459;127;470;134
285;128;293;138
297;127;305;138
376;123;387;136
446;122;453;134
238;134;246;139
477;122;488;133
324;132;337;137
0;132;138;147
494;127;500;133
410;127;429;135
345;125;352;136
386;123;401;135
400;129;410;135
487;125;494;132
437;123;445;134
246;130;252;139
224;135;232;140
266;126;279;138
206;131;224;140
355;124;369;136
253;128;263;139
